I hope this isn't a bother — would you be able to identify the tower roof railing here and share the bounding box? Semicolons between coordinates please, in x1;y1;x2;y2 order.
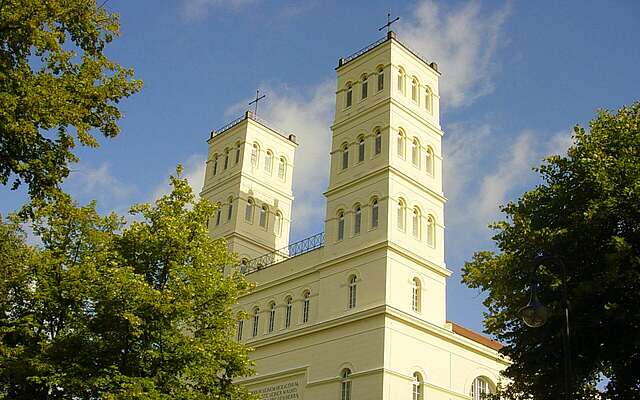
337;31;438;73
212;115;246;137
340;35;387;66
209;110;296;142
239;232;325;275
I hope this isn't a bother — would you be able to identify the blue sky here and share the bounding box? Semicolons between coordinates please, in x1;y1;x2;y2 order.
2;0;639;334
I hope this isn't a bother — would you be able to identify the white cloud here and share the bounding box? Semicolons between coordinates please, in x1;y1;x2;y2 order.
152;154;207;201
443;124;574;254
398;0;511;107
64;162;136;207
225;81;335;237
181;0;258;20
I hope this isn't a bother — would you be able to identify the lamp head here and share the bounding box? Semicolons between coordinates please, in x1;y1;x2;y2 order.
520;286;548;328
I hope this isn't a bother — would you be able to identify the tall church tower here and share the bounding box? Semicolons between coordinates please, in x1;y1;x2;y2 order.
324;30;448;326
201;111;298;262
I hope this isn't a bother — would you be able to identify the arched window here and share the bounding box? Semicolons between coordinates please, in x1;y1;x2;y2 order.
236;317;244;341
341;143;349;169
374;129;382;155
426;146;434;175
251;143;259;168
346;83;353;108
215;203;222;226
264;150;273;174
354;205;362;235
235;142;241;164
412;207;421;238
397;67;406;94
471;377;493;400
397;130;406;158
259;205;268;228
284;296;293;328
397;198;406;231
224;148;230;170
412;77;419;103
302;291;310;323
412;278;422;312
268;302;276;333
348;275;357;309
412;138;420;167
337;211;345;241
358;136;365;162
245;198;254;223
377;66;384;91
427;215;436;247
252;307;260;337
212;155;218;176
274;211;283;235
371;198;379;228
425;86;433;113
340;369;352;400
278;157;287;180
361;74;368;99
412;372;424;400
227;196;234;221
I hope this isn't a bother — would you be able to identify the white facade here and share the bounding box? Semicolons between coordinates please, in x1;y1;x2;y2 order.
202;31;508;400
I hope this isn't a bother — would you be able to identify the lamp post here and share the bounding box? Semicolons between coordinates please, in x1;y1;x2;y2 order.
519;255;573;400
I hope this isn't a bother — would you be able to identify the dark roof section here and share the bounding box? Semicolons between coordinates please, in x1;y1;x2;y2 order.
336;31;440;75
449;321;504;351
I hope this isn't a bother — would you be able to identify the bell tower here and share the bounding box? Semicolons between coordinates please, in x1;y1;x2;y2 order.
324;31;449;325
201;111;298;262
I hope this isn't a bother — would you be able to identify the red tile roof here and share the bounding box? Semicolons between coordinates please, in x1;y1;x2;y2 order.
449;321;504;351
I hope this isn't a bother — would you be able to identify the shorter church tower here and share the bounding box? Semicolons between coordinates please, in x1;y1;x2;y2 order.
201;111;298;262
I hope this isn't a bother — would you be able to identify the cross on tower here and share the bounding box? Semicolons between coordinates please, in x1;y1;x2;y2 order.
249;90;266;116
378;12;399;34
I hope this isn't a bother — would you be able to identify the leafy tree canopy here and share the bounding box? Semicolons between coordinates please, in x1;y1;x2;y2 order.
0;168;255;399
462;102;640;399
0;0;142;200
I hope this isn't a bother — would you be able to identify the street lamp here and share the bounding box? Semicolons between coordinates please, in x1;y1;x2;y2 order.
519;255;572;400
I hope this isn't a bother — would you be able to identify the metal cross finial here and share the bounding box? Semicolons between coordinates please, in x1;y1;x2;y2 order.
249;90;266;116
378;12;399;34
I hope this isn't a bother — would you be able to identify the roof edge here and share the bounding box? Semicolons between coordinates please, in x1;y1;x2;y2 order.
448;321;504;351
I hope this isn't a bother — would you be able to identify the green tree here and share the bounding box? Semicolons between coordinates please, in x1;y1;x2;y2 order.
0;169;255;399
462;102;640;399
0;0;142;200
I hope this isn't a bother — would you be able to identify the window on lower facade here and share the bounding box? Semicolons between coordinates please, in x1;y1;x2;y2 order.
259;205;268;228
348;275;357;309
371;199;379;228
268;303;276;333
236;319;244;341
354;206;362;235
341;369;352;400
302;291;310;323
252;308;259;337
285;297;293;328
412;278;422;312
412;372;424;400
471;377;493;400
337;212;345;241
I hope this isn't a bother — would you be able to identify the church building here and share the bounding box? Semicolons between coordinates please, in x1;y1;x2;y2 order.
201;30;509;400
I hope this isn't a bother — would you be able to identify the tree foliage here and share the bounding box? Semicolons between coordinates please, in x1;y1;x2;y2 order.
462;102;640;399
0;0;142;200
0;169;255;399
